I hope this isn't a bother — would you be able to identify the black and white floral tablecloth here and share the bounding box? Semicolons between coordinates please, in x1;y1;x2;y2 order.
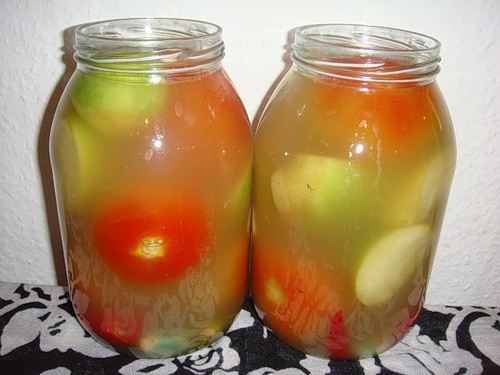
0;282;498;374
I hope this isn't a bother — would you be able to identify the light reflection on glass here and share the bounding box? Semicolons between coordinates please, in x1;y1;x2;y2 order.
153;139;162;149
355;144;364;154
149;75;161;84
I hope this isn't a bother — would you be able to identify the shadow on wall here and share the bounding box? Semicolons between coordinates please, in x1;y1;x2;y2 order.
37;26;78;286
251;27;297;132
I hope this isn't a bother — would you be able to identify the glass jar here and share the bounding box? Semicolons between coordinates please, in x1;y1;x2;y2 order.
50;18;253;358
251;24;456;359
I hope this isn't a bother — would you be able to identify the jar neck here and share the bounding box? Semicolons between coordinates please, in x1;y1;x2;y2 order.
74;18;225;78
291;24;441;86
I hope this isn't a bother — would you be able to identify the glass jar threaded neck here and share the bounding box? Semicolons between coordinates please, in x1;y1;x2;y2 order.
291;24;441;85
74;18;225;76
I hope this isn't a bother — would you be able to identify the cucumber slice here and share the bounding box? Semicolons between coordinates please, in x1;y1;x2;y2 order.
270;154;369;226
355;225;433;307
69;72;166;134
389;154;452;226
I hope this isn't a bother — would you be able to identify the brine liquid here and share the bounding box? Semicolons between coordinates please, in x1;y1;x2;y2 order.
251;70;456;358
50;68;253;358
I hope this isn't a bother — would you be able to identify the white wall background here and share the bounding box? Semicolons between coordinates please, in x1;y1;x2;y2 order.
0;0;498;306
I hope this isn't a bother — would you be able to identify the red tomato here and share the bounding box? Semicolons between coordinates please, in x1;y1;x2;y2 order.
77;305;144;346
93;198;210;285
164;70;251;153
295;68;435;163
371;85;433;149
251;247;351;358
327;311;350;359
100;312;141;345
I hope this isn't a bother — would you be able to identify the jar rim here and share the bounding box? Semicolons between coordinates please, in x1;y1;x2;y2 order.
292;24;441;84
295;23;440;54
74;18;225;75
75;17;222;43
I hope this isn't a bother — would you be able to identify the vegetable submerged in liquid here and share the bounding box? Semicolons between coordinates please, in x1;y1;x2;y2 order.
51;69;253;358
251;68;456;359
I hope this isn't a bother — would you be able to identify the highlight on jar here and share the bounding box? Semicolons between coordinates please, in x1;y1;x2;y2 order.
251;24;456;359
49;18;253;358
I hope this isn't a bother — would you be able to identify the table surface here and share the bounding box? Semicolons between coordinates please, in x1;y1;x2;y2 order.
0;282;498;374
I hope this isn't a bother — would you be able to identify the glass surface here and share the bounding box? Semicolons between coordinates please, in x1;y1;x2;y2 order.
251;24;456;359
50;18;253;358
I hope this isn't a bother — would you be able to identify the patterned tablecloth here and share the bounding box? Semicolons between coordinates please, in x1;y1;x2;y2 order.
0;282;498;374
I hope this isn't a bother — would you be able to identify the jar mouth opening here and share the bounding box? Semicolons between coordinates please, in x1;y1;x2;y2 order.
76;17;222;43
74;18;224;74
296;24;440;54
292;24;441;84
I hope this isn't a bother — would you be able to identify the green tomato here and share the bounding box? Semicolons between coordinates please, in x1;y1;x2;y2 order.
355;225;433;307
270;154;370;228
69;71;166;134
138;334;188;359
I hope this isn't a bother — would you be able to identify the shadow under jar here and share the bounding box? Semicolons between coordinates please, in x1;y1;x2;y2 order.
50;18;253;358
251;24;456;359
